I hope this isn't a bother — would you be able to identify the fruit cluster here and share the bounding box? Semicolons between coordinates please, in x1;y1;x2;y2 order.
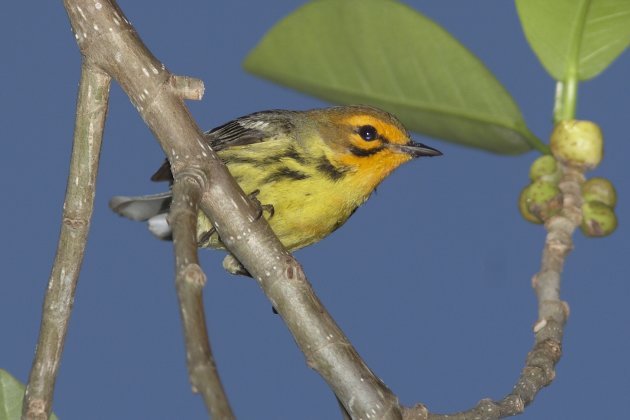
519;120;617;237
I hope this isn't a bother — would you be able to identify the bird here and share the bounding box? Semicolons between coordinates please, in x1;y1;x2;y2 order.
110;105;441;272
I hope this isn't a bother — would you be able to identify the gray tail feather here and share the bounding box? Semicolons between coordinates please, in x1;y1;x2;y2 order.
109;191;173;222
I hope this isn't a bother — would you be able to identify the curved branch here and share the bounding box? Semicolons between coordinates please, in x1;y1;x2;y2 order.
404;160;579;420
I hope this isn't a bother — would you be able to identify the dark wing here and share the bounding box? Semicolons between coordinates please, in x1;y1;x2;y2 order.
151;110;296;182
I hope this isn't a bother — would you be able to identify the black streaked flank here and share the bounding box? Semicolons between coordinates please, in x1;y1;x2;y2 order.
222;155;261;166
263;167;311;183
261;145;308;165
224;145;309;168
280;144;308;164
316;155;347;181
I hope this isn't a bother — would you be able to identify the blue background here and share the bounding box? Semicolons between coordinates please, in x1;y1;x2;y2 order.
2;1;629;419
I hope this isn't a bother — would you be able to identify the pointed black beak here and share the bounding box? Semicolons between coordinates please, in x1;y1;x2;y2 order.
392;141;443;158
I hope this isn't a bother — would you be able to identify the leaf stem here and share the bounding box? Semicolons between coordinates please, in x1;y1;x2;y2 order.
553;76;578;123
524;127;550;154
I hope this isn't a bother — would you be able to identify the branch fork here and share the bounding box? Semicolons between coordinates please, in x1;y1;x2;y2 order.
24;2;587;419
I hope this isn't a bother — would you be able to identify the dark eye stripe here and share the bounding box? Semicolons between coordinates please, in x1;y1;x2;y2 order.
349;145;385;157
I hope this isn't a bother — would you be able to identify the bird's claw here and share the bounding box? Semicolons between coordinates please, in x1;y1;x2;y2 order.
248;189;275;220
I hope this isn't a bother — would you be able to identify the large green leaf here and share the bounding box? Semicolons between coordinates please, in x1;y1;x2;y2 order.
244;0;542;154
517;0;630;81
0;369;59;420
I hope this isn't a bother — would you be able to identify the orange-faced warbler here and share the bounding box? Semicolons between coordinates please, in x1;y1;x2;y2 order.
110;105;441;273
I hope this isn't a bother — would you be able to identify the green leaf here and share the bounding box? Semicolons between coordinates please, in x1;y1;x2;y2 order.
517;0;630;81
245;0;543;154
0;369;59;420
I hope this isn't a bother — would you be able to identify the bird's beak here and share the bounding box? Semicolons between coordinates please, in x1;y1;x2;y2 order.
390;140;442;158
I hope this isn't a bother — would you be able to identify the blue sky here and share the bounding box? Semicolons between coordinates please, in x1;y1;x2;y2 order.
2;1;629;419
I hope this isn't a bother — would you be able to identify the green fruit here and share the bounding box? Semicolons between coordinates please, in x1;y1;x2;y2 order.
550;120;603;170
529;155;560;183
520;181;562;223
519;186;543;224
582;177;617;208
581;201;617;237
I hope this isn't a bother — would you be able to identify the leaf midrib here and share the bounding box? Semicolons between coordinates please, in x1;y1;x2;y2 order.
567;0;593;80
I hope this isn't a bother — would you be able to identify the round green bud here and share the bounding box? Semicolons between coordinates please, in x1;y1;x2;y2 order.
520;180;562;223
519;186;543;224
582;177;617;208
529;155;561;183
550;120;603;170
581;201;617;237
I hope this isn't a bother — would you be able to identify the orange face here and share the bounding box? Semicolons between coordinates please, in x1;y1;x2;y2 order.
321;108;440;194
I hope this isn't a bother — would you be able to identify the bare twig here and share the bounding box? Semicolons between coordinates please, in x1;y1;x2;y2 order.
404;163;579;420
23;63;110;420
170;174;234;419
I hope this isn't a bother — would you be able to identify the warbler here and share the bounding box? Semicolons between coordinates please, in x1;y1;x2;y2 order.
110;105;441;260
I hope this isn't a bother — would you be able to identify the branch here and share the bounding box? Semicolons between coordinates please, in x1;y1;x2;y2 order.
56;1;401;418
170;173;234;419
23;63;110;420
404;159;580;420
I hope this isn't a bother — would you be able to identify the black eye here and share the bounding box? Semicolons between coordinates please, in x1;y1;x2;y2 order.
357;125;378;141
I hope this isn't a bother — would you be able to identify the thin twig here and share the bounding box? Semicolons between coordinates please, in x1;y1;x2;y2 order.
170;174;235;419
404;163;581;420
23;64;110;420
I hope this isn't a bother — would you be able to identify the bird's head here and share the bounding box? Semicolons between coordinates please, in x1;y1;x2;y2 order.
310;105;442;187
